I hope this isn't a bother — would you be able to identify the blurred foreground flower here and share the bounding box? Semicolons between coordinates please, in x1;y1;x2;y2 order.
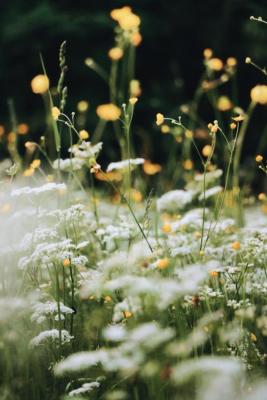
96;104;121;121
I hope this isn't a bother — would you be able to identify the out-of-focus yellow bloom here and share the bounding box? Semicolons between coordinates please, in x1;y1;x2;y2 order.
217;96;232;111
130;79;142;97
77;100;89;112
25;141;37;152
104;296;112;303
31;74;50;94
262;204;267;214
51;106;61;120
46;174;54;182
209;271;218;278
96;103;121;121
156;113;164;126
185;130;193;138
129;97;138;105
23;168;35;177
108;47;124;61
250;85;267;105
143;160;162;175
63;259;71;267
110;6;132;21
17;123;29;135
255;154;263;163
124;310;133;318
156;257;170;270
162;222;172;234
95;171;122;182
207;58;224;71
79;129;89;140
30;159;41;169
161;124;170;134
230;122;237;130
232;114;244;122
0;203;11;213
7;132;16;143
203;48;213;59
226;57;237;67
183;159;194;170
231;241;241;251
258;193;266;201
118;13;141;30
0;125;4;136
250;333;257;342
130;189;143;203
202;145;212;157
131;32;142;46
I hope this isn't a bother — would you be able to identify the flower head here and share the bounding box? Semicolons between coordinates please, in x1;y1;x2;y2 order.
250;85;267;105
51;106;60;120
156;113;164;126
108;47;124;61
31;75;50;94
96;104;121;121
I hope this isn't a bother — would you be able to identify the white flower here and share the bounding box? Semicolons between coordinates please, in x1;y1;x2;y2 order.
11;183;66;198
52;158;84;171
107;158;144;172
68;382;100;397
157;190;193;213
30;329;73;347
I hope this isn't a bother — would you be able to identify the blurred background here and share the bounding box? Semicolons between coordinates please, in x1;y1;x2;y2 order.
0;0;266;188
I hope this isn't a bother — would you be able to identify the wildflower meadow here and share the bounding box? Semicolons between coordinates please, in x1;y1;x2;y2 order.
1;5;267;400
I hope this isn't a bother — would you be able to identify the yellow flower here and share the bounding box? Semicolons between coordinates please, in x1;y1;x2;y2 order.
232;114;244;122
118;13;141;30
162;223;172;234
209;271;218;278
250;85;267;105
258;193;266;201
23;168;35;177
217;96;232;111
30;159;41;169
95;171;122;182
250;333;257;342
130;189;143;203
108;47;124;61
143;160;162;175
207;58;224;71
110;6;132;21
104;295;112;303
63;259;71;267
7;132;16;144
203;48;213;59
230;122;237;130
131;32;142;46
129;97;138;105
96;103;121;121
25;141;37;151
202;145;212;157
79;129;89;140
124;310;133;319
130;79;142;97
255;154;263;162
156;113;164;126
77;100;89;112
0;125;5;136
51;106;61;120
183;159;194;170
185;130;193;138
156;257;170;270
245;57;251;64
31;74;50;94
231;241;241;251
226;57;237;67
17;123;29;135
161;124;170;134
